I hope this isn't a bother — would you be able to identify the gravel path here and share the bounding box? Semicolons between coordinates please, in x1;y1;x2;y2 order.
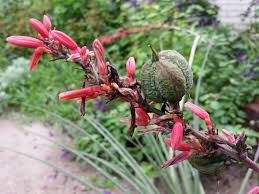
0;118;101;194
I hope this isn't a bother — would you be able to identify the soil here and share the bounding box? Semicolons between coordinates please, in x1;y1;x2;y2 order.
0;114;258;194
0;116;126;194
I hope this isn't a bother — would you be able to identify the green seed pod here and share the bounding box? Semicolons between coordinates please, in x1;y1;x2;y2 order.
141;48;193;103
189;152;227;174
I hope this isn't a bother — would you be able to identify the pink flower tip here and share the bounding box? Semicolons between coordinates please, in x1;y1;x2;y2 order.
6;36;43;48
29;47;47;71
51;30;78;50
246;186;259;194
29;18;49;38
184;102;209;120
126;57;136;82
59;86;102;100
43;15;52;31
222;129;236;144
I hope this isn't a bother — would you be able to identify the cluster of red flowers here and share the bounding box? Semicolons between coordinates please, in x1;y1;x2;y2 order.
5;15;243;169
161;102;237;167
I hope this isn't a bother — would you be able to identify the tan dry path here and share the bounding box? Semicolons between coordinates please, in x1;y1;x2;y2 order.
0;118;109;194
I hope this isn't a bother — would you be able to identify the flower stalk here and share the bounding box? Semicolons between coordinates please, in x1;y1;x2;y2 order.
6;15;259;173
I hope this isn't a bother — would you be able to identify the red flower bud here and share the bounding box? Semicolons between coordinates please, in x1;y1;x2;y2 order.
29;18;49;38
164;138;191;151
6;36;43;48
171;122;184;150
92;39;104;59
92;39;108;84
185;102;209;120
126;57;136;82
135;108;150;126
80;46;90;64
162;151;192;168
59;86;102;100
51;30;78;50
185;102;214;133
43;15;52;31
29;47;47;71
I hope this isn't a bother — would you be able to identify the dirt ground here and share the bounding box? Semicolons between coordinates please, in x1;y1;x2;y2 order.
0;115;257;194
0;117;116;194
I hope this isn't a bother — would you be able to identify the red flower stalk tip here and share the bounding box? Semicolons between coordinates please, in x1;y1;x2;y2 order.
222;129;236;144
29;47;46;71
135;108;150;126
185;102;210;120
171;122;184;150
29;18;49;38
185;102;213;133
126;57;136;82
92;39;108;84
59;86;102;100
162;151;192;168
51;30;78;50
6;36;43;48
43;15;52;31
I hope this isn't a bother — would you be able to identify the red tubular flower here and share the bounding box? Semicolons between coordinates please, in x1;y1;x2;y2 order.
126;57;136;83
29;47;46;71
59;86;102;100
162;151;192;168
6;36;43;48
164;138;191;151
222;129;236;144
185;102;209;120
185;102;213;133
135;108;150;126
171;122;184;150
43;15;52;31
92;39;108;84
29;18;49;38
51;30;78;50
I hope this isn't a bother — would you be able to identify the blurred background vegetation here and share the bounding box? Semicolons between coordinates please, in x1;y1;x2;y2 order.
0;0;258;192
